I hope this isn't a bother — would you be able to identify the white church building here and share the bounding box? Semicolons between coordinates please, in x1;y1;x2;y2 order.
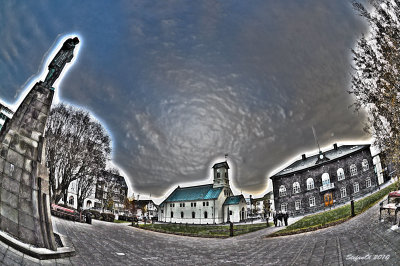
158;161;247;224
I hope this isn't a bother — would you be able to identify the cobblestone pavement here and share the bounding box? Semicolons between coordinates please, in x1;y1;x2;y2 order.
0;201;398;265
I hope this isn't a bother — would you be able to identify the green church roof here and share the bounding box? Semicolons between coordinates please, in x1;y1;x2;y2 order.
223;195;245;205
164;184;223;202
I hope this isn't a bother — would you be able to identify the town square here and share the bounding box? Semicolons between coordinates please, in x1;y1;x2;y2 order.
0;0;400;265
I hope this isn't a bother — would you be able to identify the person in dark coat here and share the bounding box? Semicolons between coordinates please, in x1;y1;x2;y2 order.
284;212;288;226
273;212;277;227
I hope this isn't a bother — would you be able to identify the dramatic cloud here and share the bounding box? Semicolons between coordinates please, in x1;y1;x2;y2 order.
0;1;369;197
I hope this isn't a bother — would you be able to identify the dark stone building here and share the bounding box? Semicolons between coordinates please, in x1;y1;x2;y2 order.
270;144;379;216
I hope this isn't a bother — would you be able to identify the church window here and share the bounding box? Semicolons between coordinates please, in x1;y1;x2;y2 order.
206;202;209;206
229;210;232;215
191;202;196;207
353;182;359;193
340;187;347;198
366;178;371;188
281;203;287;213
217;173;220;178
295;200;301;210
86;200;92;208
350;164;357;176
192;212;195;218
181;212;184;218
306;178;314;190
337;168;345;181
279;185;287;197
203;202;205;206
309;197;315;207
293;182;300;194
362;159;369;171
171;212;173;218
204;211;208;218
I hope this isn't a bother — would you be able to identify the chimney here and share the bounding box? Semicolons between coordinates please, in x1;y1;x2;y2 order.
333;143;338;150
302;154;306;160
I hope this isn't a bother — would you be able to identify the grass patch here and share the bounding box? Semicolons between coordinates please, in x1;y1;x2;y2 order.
138;222;273;237
114;219;131;223
270;183;397;237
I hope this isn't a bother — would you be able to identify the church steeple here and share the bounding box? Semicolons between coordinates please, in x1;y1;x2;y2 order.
212;161;230;188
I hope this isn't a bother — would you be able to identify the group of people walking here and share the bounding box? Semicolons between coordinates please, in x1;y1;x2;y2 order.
272;211;289;227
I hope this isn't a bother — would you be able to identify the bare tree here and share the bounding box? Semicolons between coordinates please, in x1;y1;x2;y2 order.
351;0;400;188
45;103;111;204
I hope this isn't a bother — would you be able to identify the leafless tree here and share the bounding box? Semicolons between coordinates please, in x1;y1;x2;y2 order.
45;103;111;204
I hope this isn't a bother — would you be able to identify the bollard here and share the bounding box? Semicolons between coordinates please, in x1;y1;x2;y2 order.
229;222;234;237
351;200;355;217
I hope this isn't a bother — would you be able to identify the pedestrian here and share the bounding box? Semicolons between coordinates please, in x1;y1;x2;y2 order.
273;212;277;227
284;212;288;226
279;212;285;226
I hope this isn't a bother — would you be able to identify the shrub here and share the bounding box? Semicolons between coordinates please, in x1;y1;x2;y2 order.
90;210;101;220
100;213;115;222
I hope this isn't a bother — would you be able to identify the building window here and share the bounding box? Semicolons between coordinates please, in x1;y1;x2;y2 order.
306;178;314;190
340;187;347;198
86;200;92;208
229;210;233;215
321;173;330;186
309;197;316;207
225;172;228;178
295;200;301;210
366;178;371;188
350;164;357;176
279;185;287;197
206;202;209;206
293;182;300;194
191;202;197;207
68;196;74;206
204;211;208;218
353;182;359;193
179;203;185;207
362;159;369;171
203;202;205;206
337;168;345;181
281;203;287;213
171;212;174;218
181;212;184;218
170;204;173;207
217;173;220;178
192;212;195;218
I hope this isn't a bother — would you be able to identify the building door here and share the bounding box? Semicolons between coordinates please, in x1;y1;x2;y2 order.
324;193;333;206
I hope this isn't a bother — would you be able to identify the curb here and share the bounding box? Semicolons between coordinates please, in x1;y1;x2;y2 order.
0;230;75;260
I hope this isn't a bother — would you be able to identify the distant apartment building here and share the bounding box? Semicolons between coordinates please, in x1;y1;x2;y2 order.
270;143;381;216
61;170;128;216
0;103;14;132
94;171;129;215
135;200;158;219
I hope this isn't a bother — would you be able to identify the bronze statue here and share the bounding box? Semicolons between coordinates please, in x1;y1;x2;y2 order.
44;37;79;87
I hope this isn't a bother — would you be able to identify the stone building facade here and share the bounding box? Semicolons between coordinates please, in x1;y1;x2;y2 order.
270;144;380;216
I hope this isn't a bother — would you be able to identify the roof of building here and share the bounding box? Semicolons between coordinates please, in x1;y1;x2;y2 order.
164;184;223;202
100;170;128;188
271;144;370;178
223;195;245;205
212;161;229;169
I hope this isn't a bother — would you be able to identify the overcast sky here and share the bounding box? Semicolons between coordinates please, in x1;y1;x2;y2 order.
0;1;370;197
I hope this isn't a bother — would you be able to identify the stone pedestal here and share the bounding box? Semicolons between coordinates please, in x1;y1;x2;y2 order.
0;81;56;250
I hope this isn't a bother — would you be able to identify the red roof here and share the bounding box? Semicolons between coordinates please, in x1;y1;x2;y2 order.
388;190;400;198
